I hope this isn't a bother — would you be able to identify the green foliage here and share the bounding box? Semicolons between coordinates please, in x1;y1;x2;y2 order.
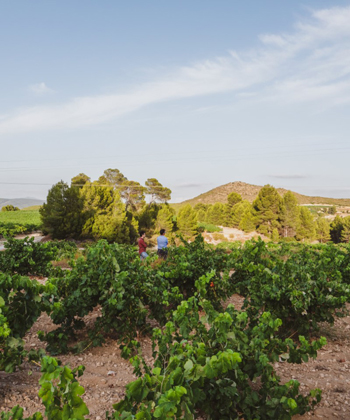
1;205;20;212
0;272;51;372
197;222;222;233
229;200;253;229
40;240;149;354
227;191;242;207
328;205;337;215
271;228;279;242
71;173;90;187
206;203;225;226
1;356;89;420
0;237;58;276
82;183;132;243
145;178;171;203
160;235;230;303
330;215;345;243
280;192;299;238
112;289;323;420
341;216;350;243
230;239;350;334
40;181;85;239
239;208;256;232
253;185;281;236
0;210;41;237
38;357;89;419
177;205;198;238
121;180;147;212
155;205;174;234
296;207;316;242
316;217;331;243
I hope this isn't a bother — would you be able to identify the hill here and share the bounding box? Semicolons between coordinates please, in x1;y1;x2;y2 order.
0;198;44;210
178;181;350;206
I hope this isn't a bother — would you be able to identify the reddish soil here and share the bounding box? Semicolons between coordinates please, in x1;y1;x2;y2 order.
1;294;350;419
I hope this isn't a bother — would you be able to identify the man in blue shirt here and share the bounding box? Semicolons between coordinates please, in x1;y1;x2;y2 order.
157;229;168;259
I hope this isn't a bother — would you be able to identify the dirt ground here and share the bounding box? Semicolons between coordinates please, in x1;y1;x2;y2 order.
1;294;350;419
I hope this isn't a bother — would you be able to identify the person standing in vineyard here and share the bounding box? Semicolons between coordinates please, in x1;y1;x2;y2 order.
157;229;168;259
138;231;148;260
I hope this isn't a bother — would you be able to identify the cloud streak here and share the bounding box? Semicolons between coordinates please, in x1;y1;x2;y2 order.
28;82;54;95
2;5;350;134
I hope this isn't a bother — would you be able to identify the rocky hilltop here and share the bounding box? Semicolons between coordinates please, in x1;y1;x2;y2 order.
179;181;350;206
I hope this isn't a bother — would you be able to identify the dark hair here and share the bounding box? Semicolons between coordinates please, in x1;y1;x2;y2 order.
160;229;166;235
140;230;145;236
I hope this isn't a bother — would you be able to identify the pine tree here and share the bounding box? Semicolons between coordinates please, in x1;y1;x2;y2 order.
155;205;174;233
252;185;281;236
71;173;90;187
230;201;253;228
330;215;344;243
40;181;85;239
196;209;207;222
227;192;242;207
341;216;350;242
296;207;316;242
145;178;171;203
207;203;225;226
177;205;198;239
239;210;256;232
316;217;331;243
81;182;129;243
280;191;299;238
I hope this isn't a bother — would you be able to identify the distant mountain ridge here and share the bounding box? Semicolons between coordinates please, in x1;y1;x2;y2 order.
0;198;44;210
179;181;350;206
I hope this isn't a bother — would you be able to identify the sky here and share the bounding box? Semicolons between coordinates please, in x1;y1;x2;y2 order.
1;0;350;202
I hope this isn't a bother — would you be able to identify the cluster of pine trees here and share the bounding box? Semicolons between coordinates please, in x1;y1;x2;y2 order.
41;177;349;244
195;185;337;243
40;169;178;242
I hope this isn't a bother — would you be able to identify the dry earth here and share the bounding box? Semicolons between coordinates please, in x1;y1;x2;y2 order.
1;292;350;419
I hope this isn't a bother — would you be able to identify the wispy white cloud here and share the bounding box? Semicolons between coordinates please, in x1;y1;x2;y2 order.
1;6;350;134
28;82;54;95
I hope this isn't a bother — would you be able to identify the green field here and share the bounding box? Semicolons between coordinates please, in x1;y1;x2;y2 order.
0;210;41;237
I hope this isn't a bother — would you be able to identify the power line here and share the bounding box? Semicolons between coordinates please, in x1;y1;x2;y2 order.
0;145;349;173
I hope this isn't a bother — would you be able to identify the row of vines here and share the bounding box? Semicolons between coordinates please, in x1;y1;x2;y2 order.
1;236;350;419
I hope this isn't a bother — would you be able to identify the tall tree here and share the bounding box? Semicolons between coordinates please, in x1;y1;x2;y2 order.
316;217;331;243
120;180;147;211
81;182;130;243
138;203;161;233
279;191;299;238
296;207;316;242
230;201;253;228
253;185;281;236
225;192;243;226
177;205;198;239
341;217;350;243
40;181;85;239
71;173;90;187
145;178;171;203
330;215;345;243
103;168;127;188
227;192;242;207
155;205;174;234
239;209;256;232
207;203;225;226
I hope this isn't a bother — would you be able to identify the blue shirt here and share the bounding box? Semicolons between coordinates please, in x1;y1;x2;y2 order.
157;235;168;250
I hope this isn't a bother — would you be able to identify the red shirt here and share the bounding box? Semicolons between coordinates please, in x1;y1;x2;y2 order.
138;237;147;254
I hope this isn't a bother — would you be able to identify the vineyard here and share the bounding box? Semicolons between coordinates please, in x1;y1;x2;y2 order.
1;236;350;419
0;211;41;238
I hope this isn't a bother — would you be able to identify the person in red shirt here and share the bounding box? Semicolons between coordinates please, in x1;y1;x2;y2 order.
138;231;148;260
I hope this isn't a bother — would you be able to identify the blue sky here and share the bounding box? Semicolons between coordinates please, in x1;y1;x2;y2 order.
1;0;350;202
